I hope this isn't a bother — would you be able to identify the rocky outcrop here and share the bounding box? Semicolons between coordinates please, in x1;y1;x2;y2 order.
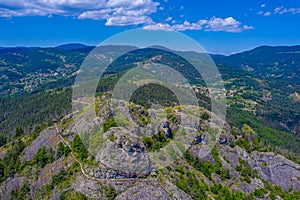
101;179;139;194
192;134;207;145
218;145;300;192
85;167;149;179
163;179;192;200
115;180;172;200
218;133;235;145
73;176;103;199
98;127;154;174
0;175;26;200
21;127;59;162
161;119;172;138
252;152;300;191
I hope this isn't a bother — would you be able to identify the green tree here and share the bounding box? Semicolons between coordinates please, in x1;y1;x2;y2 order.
56;142;65;159
34;146;52;167
15;127;24;138
72;134;88;161
201;112;210;120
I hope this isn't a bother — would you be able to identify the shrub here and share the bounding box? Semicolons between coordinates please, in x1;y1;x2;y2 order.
102;117;118;132
201;112;210;120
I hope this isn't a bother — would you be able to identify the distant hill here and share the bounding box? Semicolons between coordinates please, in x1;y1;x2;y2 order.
56;43;89;50
216;45;300;84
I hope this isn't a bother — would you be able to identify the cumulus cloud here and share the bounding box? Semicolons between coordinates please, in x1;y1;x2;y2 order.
143;20;207;31
143;23;174;31
261;4;266;8
143;17;253;33
0;0;254;32
205;17;253;33
264;12;271;16
0;0;159;26
78;9;111;20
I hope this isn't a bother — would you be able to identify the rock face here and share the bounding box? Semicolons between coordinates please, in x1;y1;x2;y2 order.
163;179;193;200
0;175;26;200
21;127;59;162
218;133;235;145
252;152;300;191
98;127;154;174
115;180;173;200
86;167;149;179
73;176;102;199
113;133;146;154
192;134;207;145
218;145;300;192
161;119;172;138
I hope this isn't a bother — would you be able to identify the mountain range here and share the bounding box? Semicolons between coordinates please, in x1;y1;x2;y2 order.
0;44;299;199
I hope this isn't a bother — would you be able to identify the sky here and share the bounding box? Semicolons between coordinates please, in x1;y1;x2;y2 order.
0;0;300;54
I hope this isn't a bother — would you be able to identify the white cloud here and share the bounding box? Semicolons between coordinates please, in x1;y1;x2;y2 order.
143;23;174;31
274;6;300;15
274;6;284;14
205;17;252;33
0;0;106;16
257;10;272;17
0;0;254;32
144;17;253;33
242;25;254;30
257;10;263;15
261;4;266;8
106;15;153;26
78;9;111;20
165;16;172;21
0;0;159;26
143;20;206;31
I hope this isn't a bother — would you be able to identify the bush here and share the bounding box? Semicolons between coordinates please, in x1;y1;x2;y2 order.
103;185;117;200
254;188;268;197
102;117;118;132
201;112;210;120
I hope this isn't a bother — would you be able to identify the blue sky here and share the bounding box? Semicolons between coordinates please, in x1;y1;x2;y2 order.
0;0;300;54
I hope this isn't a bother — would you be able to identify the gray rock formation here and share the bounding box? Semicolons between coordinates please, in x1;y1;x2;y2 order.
21;128;58;162
219;145;300;192
115;180;173;200
73;176;102;199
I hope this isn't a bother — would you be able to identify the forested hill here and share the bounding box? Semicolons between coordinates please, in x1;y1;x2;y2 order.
1;44;300;96
214;45;300;85
0;44;300;199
